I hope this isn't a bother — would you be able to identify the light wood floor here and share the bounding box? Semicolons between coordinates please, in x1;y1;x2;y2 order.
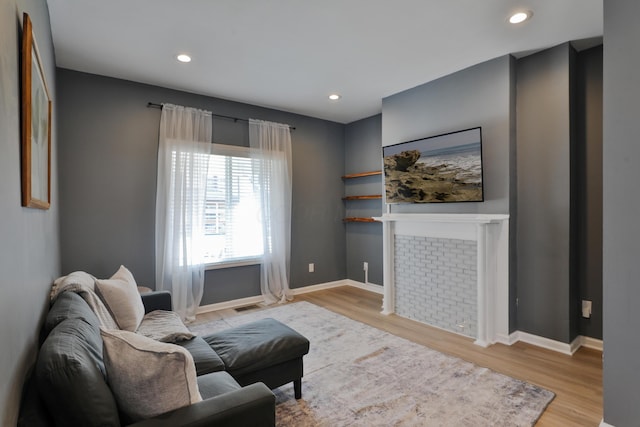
197;286;602;426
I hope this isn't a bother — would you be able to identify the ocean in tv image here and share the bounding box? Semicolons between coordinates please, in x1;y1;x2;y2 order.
383;127;483;203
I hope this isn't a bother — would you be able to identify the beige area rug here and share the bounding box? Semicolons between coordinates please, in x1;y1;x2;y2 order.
189;302;554;426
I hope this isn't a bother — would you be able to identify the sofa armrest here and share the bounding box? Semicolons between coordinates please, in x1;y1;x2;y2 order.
128;382;275;427
140;291;172;313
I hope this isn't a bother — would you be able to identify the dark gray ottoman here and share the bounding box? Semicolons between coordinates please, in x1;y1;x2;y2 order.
203;318;310;399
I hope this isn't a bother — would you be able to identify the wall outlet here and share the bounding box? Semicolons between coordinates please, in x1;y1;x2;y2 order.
363;261;368;271
308;263;314;273
582;300;592;318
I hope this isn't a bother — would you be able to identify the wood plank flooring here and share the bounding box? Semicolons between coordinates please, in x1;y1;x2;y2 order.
196;286;602;426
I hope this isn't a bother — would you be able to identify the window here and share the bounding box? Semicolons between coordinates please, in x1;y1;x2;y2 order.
203;144;263;265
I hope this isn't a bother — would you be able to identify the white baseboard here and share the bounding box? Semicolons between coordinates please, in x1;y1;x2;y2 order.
495;332;519;346
504;331;603;356
341;279;384;294
577;335;604;351
197;279;382;314
600;420;615;427
197;295;265;314
511;331;574;355
291;279;350;294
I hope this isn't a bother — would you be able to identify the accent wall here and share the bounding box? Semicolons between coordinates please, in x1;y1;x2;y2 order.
56;69;346;306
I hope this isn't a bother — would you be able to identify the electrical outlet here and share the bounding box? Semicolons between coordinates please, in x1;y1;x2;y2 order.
582;300;592;318
308;263;314;273
363;262;368;271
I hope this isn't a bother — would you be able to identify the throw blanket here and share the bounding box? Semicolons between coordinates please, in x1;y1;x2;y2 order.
51;271;119;330
52;271;195;343
136;310;195;342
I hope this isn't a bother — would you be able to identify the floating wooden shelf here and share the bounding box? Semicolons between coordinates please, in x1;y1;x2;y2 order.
342;170;382;179
343;217;380;223
343;170;382;223
342;195;382;201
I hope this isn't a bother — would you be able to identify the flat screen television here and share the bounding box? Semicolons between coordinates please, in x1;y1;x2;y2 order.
383;127;484;203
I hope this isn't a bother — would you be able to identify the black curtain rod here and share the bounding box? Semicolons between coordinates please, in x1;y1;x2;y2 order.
147;102;295;130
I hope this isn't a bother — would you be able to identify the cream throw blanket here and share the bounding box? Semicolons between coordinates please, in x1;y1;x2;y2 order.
51;271;119;330
51;271;195;342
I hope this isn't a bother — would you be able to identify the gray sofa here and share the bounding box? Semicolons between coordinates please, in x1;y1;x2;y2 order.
18;291;277;427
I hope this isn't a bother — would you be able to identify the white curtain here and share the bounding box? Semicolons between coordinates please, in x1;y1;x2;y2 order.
155;104;212;322
249;119;293;304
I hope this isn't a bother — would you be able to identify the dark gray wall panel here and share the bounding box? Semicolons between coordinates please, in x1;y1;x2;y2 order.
602;0;640;424
516;44;573;343
0;1;60;424
56;69;346;305
576;46;603;340
344;115;383;286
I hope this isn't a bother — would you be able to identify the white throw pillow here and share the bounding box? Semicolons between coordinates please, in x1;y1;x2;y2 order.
101;328;202;422
95;265;145;331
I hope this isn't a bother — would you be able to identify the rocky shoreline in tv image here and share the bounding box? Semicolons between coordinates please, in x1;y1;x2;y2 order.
384;149;483;203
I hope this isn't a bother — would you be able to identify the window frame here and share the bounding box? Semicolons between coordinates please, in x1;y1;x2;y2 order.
204;143;263;270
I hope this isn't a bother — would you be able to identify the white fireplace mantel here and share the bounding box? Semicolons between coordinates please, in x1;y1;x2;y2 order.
373;213;510;347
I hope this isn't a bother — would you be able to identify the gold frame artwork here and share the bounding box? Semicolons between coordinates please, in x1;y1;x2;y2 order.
21;12;52;209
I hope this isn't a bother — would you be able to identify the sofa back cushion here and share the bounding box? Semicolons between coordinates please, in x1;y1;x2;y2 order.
36;317;120;426
42;291;101;337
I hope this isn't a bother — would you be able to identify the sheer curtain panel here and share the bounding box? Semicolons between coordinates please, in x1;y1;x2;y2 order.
155;104;212;322
249;119;293;304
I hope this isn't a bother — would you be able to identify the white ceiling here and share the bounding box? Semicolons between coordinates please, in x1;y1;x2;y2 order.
46;0;603;124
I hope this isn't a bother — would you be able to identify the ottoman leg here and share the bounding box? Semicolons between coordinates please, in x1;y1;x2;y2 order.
294;378;302;399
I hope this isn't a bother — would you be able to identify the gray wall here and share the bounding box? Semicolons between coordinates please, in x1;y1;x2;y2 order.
576;45;603;340
382;55;515;216
344;114;383;286
381;55;517;330
57;69;346;305
0;1;60;425
603;0;640;424
515;44;576;343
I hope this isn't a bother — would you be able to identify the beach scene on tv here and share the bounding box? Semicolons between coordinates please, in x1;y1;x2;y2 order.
384;128;483;203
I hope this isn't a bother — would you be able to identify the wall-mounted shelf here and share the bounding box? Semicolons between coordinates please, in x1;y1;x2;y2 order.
342;170;382;179
343;217;380;223
342;195;382;200
342;170;383;223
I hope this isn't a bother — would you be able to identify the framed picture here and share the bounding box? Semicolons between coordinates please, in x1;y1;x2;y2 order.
21;12;51;209
383;127;484;203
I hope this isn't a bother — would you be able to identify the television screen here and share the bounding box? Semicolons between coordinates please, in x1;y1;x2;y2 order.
383;127;483;203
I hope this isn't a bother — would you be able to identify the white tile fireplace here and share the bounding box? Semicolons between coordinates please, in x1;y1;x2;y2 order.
374;213;510;347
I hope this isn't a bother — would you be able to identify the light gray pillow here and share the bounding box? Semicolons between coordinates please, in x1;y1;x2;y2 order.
101;328;202;422
95;265;145;331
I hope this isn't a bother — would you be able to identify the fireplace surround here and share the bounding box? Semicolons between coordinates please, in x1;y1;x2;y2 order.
374;213;510;347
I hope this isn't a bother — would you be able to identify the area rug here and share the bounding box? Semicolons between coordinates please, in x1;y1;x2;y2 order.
189;302;554;426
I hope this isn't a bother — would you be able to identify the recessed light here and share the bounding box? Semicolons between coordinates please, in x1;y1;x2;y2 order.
328;94;341;101
509;11;532;24
176;54;192;63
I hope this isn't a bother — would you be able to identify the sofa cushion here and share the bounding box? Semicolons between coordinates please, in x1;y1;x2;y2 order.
42;291;101;337
203;318;310;375
196;371;241;400
101;329;202;422
36;318;120;427
137;310;195;343
95;265;145;331
175;335;226;376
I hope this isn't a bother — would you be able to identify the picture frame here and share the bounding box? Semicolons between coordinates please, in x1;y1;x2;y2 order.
383;127;484;203
21;12;52;209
